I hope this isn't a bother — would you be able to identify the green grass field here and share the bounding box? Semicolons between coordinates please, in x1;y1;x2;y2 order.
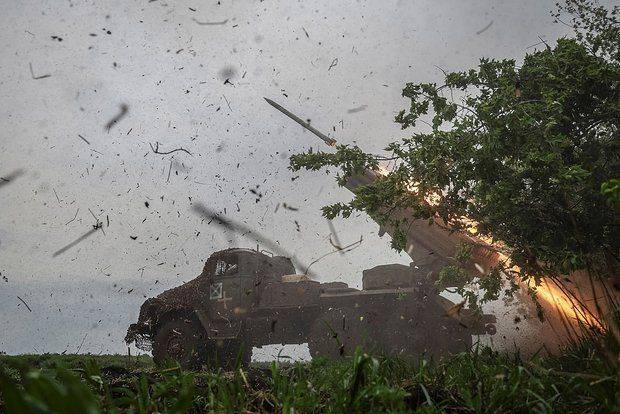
1;341;618;413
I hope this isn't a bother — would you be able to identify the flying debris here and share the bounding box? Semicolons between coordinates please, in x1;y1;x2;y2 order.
0;169;25;189
52;226;100;257
191;202;312;275
149;141;192;156
53;210;104;256
105;103;129;131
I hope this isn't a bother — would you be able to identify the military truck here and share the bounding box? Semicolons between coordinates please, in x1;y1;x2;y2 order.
125;99;499;368
125;247;495;369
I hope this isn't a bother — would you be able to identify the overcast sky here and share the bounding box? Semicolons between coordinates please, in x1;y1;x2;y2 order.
0;0;592;357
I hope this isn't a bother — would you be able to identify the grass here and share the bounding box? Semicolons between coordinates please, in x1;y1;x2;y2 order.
0;341;618;413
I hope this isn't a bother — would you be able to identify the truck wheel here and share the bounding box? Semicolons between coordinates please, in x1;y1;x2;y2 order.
208;339;251;370
152;317;206;369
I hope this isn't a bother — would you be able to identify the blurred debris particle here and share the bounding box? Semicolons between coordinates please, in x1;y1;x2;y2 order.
304;235;363;274
476;20;494;35
347;105;367;114
53;210;104;256
105;103;129;131
17;296;32;312
65;208;79;225
51;228;100;257
0;169;25;188
192;202;313;275
76;333;88;353
328;58;338;71
218;65;237;81
29;63;51;80
222;94;232;111
327;220;344;254
166;159;173;183
193;18;228;25
249;186;262;202
282;203;298;211
78;134;90;145
150;141;192;156
329;235;343;250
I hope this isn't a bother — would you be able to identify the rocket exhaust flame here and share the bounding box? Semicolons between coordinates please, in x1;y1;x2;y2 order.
377;159;610;331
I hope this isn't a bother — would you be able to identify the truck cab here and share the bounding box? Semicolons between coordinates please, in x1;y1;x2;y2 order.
196;249;296;341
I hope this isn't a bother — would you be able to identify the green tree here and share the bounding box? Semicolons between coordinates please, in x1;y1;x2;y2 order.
290;1;619;312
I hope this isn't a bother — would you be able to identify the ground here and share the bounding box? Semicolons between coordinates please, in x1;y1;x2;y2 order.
0;342;617;413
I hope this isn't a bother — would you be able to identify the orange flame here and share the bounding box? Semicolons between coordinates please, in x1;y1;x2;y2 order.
375;162;600;329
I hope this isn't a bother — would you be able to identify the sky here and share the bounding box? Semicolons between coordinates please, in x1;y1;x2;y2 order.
0;0;590;357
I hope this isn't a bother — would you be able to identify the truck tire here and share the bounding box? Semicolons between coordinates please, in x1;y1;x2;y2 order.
152;316;206;369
